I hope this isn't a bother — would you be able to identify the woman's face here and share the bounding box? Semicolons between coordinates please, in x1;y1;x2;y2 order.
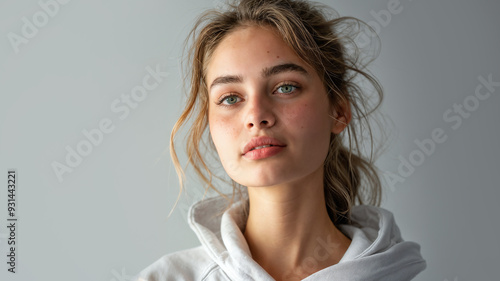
206;25;343;187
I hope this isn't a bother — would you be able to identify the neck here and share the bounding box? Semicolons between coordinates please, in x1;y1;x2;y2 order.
243;166;351;281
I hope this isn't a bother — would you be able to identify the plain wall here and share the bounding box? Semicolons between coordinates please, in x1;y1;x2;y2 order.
0;0;499;280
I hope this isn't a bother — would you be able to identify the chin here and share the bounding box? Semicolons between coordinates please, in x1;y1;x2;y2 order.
234;175;290;188
249;168;289;185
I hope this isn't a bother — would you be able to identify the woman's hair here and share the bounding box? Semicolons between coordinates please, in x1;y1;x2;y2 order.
170;0;385;225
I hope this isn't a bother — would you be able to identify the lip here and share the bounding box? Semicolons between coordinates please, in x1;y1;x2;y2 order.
242;136;286;159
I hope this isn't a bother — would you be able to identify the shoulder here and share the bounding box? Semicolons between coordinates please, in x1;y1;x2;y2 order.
134;246;226;281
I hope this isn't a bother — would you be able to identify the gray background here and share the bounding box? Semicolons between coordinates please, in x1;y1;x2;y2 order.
0;0;499;280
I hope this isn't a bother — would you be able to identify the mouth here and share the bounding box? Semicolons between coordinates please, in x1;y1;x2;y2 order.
250;144;275;151
242;136;286;156
243;144;285;160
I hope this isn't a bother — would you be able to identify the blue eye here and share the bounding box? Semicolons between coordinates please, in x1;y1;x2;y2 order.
277;84;297;94
221;95;240;105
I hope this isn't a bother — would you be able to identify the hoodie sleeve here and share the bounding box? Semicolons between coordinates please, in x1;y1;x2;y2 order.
134;246;231;281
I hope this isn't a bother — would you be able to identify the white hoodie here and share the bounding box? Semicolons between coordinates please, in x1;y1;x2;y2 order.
135;195;426;280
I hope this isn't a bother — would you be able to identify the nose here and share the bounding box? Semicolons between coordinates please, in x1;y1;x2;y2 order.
245;95;276;130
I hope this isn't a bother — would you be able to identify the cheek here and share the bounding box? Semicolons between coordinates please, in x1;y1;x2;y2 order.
208;115;239;154
281;100;331;134
208;114;244;177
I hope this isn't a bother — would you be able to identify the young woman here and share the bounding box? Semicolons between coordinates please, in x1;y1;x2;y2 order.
137;0;426;280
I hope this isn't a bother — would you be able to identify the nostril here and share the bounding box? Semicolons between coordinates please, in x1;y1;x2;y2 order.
247;119;272;128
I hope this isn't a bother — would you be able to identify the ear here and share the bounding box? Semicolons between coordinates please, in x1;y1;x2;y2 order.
330;99;351;134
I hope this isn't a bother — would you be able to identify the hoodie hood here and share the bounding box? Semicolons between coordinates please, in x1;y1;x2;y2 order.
187;194;426;281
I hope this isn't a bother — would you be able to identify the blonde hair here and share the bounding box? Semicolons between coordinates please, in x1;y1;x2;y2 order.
170;0;384;225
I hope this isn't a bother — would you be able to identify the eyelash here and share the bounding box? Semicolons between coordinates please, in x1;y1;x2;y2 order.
216;93;241;107
215;82;300;107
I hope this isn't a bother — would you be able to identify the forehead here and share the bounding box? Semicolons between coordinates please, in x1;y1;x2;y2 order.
213;25;286;54
205;25;310;83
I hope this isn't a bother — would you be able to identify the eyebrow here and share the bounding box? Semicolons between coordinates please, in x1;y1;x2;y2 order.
209;63;308;90
262;63;308;78
209;75;243;91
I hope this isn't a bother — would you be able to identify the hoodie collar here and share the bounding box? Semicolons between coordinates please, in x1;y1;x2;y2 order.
188;195;426;280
